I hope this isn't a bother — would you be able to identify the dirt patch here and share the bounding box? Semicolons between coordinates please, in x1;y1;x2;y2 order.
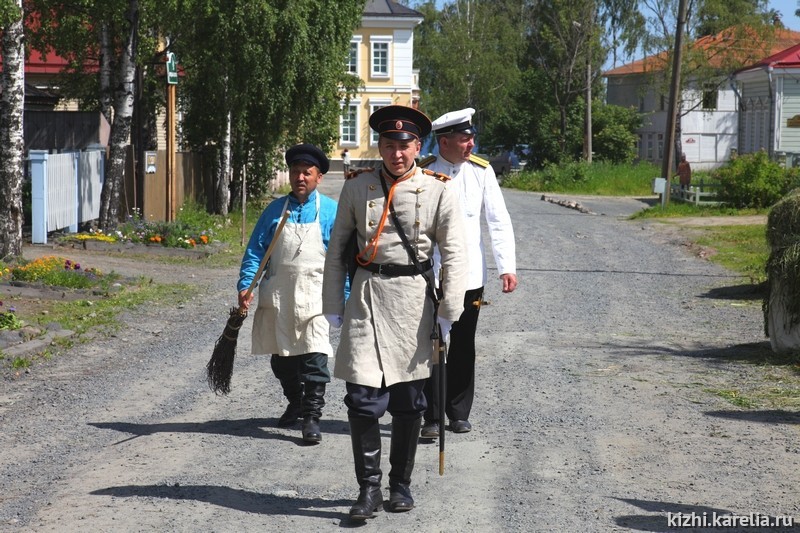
661;214;767;226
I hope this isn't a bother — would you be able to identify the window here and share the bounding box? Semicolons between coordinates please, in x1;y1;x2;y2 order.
347;42;358;74
701;84;718;110
371;37;391;78
346;37;361;75
369;100;392;145
340;103;358;145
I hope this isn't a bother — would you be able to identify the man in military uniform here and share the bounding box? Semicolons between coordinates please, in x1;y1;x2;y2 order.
322;105;468;521
420;107;518;437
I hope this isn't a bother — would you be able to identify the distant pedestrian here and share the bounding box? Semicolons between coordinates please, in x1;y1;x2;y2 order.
677;153;692;191
342;148;351;177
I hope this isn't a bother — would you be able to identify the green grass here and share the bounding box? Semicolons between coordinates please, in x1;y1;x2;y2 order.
630;203;768;219
694;225;769;284
503;161;662;195
45;281;194;336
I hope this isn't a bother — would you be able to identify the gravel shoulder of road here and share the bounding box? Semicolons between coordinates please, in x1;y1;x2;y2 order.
2;188;796;532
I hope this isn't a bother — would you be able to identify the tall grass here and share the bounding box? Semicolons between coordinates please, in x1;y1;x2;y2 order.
503;161;662;195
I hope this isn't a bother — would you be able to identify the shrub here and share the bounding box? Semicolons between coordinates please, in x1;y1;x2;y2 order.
9;256;111;289
713;151;800;208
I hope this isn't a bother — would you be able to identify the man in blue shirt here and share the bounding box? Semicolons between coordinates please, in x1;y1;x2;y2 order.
238;143;339;443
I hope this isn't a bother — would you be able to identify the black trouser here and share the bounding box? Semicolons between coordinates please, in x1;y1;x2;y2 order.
270;352;330;387
345;379;427;420
424;287;483;422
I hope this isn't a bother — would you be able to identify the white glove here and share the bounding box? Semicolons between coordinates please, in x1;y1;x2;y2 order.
437;316;453;344
325;314;343;328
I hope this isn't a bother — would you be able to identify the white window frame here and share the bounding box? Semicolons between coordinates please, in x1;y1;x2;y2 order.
370;36;392;78
369;99;393;146
340;101;360;146
347;36;362;75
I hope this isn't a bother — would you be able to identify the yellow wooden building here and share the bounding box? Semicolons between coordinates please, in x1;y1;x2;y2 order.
333;0;423;170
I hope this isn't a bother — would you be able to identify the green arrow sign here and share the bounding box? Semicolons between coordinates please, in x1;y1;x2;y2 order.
166;52;178;85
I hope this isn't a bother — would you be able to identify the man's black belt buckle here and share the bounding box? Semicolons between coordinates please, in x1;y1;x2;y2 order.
362;258;432;277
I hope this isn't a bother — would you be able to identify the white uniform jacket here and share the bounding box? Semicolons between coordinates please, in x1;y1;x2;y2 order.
322;165;468;388
422;154;516;290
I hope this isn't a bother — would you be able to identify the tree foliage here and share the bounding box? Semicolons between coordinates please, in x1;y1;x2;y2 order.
412;0;523;146
175;0;365;206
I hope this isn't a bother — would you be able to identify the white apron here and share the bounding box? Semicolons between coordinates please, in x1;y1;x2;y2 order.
252;195;332;357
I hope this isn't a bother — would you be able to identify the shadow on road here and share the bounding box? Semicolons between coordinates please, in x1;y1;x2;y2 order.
89;418;353;446
90;484;351;521
602;340;785;366
699;282;766;301
610;497;798;532
705;409;800;425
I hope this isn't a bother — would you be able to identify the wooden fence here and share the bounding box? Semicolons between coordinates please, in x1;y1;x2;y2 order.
122;147;212;222
29;149;105;244
669;179;722;206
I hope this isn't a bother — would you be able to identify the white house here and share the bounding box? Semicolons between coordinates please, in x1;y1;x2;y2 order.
604;27;800;170
734;42;800;166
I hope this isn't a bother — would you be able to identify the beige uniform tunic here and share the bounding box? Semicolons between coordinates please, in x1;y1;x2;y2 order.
253;195;333;357
322;166;468;388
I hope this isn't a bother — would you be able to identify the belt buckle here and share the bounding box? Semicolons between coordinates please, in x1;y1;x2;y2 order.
376;263;385;275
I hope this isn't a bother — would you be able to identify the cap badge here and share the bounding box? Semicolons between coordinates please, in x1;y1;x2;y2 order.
395;120;403;130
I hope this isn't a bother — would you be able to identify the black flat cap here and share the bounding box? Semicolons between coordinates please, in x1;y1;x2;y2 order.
369;105;432;141
285;143;330;174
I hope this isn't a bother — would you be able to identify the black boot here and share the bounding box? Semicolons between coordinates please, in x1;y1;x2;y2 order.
301;382;325;443
348;417;383;521
277;382;303;427
388;417;422;512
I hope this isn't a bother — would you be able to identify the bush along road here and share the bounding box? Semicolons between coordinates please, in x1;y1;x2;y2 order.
1;180;797;531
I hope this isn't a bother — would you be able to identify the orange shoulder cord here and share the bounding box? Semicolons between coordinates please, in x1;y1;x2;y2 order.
356;166;416;267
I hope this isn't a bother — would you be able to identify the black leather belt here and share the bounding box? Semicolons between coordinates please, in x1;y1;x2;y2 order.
359;258;433;277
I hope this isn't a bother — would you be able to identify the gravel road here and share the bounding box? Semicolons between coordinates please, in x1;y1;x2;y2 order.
1;175;797;532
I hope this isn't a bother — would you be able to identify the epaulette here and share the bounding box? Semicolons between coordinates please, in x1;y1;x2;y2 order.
421;168;451;183
469;153;489;168
418;155;437;168
345;167;375;180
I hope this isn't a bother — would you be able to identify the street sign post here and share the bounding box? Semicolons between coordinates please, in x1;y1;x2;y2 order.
166;52;178;85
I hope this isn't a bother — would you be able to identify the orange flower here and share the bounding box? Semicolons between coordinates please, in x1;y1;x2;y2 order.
200;235;209;244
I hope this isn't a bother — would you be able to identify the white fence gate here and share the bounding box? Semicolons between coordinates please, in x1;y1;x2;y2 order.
29;149;105;244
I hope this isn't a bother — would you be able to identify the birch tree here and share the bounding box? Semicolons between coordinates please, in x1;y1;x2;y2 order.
0;0;24;259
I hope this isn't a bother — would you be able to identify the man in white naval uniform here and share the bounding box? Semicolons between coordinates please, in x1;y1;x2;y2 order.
322;105;468;521
420;107;518;437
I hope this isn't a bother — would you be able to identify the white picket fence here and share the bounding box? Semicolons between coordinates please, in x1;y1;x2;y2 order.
29;149;105;244
669;180;722;206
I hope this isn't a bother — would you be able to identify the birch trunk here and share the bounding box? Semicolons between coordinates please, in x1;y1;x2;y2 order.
0;0;25;259
99;0;138;230
215;110;232;216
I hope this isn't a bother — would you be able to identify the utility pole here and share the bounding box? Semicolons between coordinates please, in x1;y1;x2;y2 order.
584;8;595;163
660;0;689;208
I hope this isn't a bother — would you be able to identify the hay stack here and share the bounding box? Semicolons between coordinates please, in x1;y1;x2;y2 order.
765;188;800;352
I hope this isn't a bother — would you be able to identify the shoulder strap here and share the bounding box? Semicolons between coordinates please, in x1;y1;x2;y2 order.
421;167;451;182
469;153;489;168
418;155;437;168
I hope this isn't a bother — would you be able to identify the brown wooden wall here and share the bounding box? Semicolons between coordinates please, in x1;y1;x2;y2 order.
123;147;210;222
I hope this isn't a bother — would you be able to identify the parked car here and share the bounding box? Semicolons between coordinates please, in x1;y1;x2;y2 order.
485;145;529;176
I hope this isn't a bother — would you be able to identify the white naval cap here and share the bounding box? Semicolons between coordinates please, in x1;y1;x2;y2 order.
431;107;477;136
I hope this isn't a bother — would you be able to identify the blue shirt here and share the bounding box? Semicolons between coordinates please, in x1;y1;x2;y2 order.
238;190;339;292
